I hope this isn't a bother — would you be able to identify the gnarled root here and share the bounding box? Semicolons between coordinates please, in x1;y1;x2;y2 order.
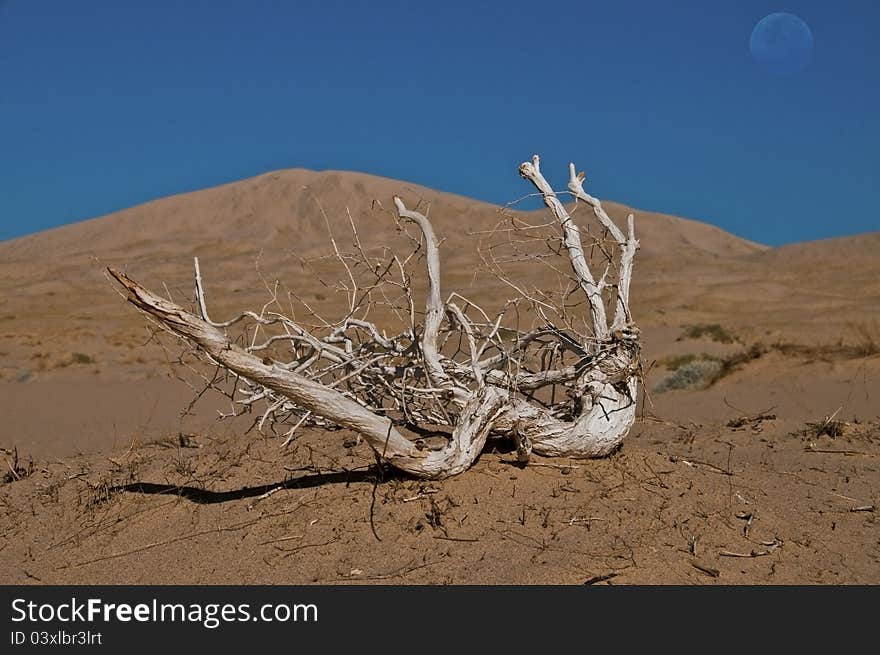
109;155;641;478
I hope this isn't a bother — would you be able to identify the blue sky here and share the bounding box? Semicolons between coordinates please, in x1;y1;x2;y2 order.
1;0;878;245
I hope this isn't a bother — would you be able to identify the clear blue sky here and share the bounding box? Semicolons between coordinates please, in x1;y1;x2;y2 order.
1;0;878;245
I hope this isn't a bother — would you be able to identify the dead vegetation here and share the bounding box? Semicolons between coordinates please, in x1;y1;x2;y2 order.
2;447;34;484
726;412;777;431
108;156;644;478
790;409;852;441
806;417;849;439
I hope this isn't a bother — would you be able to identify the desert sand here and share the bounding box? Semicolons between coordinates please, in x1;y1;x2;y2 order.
1;168;878;584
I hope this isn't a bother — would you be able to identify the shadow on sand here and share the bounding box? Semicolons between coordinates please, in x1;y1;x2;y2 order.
113;466;402;504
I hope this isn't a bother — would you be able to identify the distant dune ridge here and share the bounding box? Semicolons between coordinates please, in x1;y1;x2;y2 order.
1;166;876;346
1;167;769;262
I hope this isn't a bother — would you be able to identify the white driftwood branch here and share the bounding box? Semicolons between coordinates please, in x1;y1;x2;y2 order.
108;268;503;479
111;155;642;477
392;196;451;390
495;342;640;458
519;155;609;340
507;156;640;456
567;164;639;330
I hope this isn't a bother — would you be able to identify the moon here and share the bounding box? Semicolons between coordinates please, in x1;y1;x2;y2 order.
749;13;813;75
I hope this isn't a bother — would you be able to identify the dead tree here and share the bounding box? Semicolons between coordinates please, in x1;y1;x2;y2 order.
108;155;641;479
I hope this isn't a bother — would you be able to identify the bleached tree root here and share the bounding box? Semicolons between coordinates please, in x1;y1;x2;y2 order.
110;155;641;478
108;268;509;479
510;156;641;457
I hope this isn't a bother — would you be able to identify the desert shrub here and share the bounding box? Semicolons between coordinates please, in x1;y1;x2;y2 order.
678;323;736;344
708;343;766;383
654;343;766;393
850;321;879;356
658;354;699;370
653;359;723;392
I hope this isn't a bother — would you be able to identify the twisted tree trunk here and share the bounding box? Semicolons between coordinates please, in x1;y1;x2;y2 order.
109;155;641;478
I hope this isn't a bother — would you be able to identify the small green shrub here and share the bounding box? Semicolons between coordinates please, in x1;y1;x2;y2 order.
653;359;723;392
657;353;699;370
678;323;736;344
653;344;766;393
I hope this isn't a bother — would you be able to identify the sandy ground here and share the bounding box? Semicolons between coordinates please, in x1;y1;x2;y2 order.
1;168;878;584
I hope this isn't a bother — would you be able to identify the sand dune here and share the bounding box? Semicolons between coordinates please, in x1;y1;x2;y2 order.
1;168;877;584
0;167;767;261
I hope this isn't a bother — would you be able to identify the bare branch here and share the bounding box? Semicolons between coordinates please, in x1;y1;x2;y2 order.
519;155;609;340
112;154;642;477
567;163;639;330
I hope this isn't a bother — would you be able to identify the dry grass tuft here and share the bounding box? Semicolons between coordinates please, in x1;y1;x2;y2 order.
2;447;34;484
850;321;880;357
806;418;848;438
